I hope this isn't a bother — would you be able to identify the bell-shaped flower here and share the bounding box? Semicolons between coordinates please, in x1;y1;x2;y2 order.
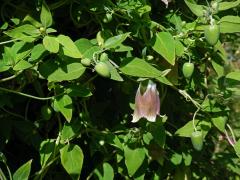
132;80;160;123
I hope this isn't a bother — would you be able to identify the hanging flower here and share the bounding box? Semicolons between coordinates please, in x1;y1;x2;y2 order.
161;0;172;8
132;80;160;123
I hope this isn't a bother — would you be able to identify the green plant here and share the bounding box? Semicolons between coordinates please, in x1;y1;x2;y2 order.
0;0;239;179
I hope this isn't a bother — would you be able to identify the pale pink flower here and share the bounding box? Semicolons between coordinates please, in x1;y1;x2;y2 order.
132;81;160;123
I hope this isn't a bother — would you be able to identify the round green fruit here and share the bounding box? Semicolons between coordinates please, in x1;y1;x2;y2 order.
191;131;203;151
94;62;111;78
204;24;220;46
41;105;52;120
103;13;112;23
182;62;194;78
81;58;91;66
100;52;108;62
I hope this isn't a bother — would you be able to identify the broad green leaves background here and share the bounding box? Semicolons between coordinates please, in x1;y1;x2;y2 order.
0;0;239;179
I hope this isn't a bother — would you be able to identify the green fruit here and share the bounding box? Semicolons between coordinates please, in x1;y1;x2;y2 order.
81;58;91;66
94;62;111;78
100;52;108;62
191;131;203;151
182;62;194;78
204;24;220;46
41;105;52;120
103;13;112;23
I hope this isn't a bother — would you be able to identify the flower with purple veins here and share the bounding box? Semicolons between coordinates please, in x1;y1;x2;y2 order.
132;80;160;123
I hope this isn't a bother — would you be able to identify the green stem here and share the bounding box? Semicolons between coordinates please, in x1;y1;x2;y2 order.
1;107;25;120
192;108;200;131
5;163;12;180
0;168;7;180
0;71;23;83
227;124;236;144
0;87;56;101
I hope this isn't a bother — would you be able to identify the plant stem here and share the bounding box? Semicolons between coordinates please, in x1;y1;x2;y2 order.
0;87;55;101
0;71;23;83
192;108;200;131
227;124;236;144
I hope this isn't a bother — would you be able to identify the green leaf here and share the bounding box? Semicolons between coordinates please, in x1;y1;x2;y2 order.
220;16;240;33
182;152;192;166
13;160;32;180
40;1;52;27
43;36;59;53
170;153;182;165
23;15;42;28
211;58;224;77
39;139;55;167
220;16;240;24
152;32;175;65
149;122;166;148
211;116;226;132
226;72;240;82
120;57;163;77
60;144;84;180
30;44;46;61
38;59;86;82
61;120;82;143
54;95;72;122
175;120;211;138
57;35;83;58
120;57;173;86
4;24;39;42
102;163;114;180
75;38;94;55
218;0;240;11
175;39;185;57
13;60;32;71
104;61;123;81
234;140;240;158
184;0;206;17
104;33;130;49
66;84;92;97
124;146;145;177
220;22;240;33
82;46;101;59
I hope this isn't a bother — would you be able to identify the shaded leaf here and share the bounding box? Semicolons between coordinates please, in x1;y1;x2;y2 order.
54;95;72;122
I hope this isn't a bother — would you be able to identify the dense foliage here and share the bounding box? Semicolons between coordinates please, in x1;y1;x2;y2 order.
0;0;240;179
